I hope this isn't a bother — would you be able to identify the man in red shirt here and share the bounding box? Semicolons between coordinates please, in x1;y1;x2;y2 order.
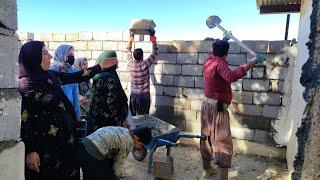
201;40;264;179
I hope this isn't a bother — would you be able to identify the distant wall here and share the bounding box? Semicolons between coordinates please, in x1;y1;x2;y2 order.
17;31;295;148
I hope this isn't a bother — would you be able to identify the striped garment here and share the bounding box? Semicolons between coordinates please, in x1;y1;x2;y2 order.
126;40;158;93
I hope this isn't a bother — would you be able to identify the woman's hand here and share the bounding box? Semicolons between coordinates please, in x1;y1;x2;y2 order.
26;152;40;173
100;57;118;69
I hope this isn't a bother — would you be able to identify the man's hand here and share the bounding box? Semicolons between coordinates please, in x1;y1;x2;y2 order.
148;29;156;36
129;31;135;37
26;152;40;173
100;57;118;69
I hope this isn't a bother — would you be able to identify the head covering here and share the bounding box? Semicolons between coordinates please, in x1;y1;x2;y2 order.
93;50;117;81
73;57;88;71
51;44;74;72
18;41;50;93
212;40;229;57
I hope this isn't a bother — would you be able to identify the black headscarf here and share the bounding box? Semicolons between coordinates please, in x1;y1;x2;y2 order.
18;41;50;93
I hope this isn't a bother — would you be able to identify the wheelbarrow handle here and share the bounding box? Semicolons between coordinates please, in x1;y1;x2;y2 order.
177;134;206;140
156;139;178;147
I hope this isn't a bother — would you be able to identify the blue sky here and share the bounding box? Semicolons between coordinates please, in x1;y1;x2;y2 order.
17;0;300;40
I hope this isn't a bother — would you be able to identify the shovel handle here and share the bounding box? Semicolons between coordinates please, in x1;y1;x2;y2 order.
216;24;256;57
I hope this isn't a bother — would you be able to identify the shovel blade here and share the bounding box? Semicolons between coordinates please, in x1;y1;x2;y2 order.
206;15;222;29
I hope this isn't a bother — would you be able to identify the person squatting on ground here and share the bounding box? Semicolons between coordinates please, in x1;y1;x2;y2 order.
50;45;81;120
77;126;152;180
126;30;158;116
88;50;129;133
201;40;265;180
18;41;117;180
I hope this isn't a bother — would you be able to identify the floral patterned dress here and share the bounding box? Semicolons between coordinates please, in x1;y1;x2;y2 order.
21;65;101;180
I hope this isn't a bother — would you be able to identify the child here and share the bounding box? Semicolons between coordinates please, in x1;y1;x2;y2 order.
77;126;152;180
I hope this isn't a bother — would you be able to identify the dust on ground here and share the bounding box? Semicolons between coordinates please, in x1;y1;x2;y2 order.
121;145;290;180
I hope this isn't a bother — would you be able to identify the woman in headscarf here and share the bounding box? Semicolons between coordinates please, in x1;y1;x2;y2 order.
18;41;117;180
50;45;81;119
88;50;129;133
73;57;91;99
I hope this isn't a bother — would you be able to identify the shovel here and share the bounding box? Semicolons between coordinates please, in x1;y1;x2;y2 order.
206;15;271;67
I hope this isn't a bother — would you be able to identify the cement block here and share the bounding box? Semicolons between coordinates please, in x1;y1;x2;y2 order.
227;54;247;65
79;32;92;41
232;91;253;104
163;87;183;97
177;53;198;64
194;40;212;53
230;66;251;78
52;33;65;41
117;62;128;72
17;32;34;41
106;31;123;41
88;41;103;50
198;53;208;64
154;75;174;85
231;79;243;90
73;41;88;51
154;96;173;107
262;105;282;118
172;98;191;109
270;54;289;66
195;77;203;88
65;32;78;41
150;85;164;96
118;72;130;82
103;41;118;51
268;41;290;53
92;32;108;40
182;65;202;76
173;76;194;87
0;142;24;180
162;64;182;75
151;106;185;129
0;35;18;88
229;112;244;128
252;67;265;78
75;50;92;59
231;127;254;141
150;64;162;74
266;66;288;80
39;33;53;41
91;50;103;59
241;115;271;131
185;120;201;134
0;0;17;30
157;53;177;64
157;41;177;53
243;79;269;91
229;42;241;53
254;130;274;144
241;41;269;53
117;42;127;51
190;99;202;111
173;41;195;53
253;92;281;105
183;88;204;100
0;89;21;141
229;103;263;116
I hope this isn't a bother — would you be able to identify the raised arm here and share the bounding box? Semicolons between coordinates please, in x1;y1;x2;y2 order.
126;32;134;61
143;30;159;67
51;57;118;85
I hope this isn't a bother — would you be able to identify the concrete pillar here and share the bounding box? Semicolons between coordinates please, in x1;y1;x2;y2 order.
0;0;24;179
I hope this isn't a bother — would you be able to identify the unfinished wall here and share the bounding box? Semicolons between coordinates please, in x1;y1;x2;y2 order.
286;0;313;172
292;0;320;179
19;31;295;157
0;0;25;179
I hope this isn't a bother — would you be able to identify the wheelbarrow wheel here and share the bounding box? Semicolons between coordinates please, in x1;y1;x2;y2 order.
132;146;147;161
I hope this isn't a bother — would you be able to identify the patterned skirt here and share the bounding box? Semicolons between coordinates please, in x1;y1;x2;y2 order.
200;101;233;168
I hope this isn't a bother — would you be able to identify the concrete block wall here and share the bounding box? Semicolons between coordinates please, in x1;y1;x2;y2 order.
0;0;25;179
20;31;295;147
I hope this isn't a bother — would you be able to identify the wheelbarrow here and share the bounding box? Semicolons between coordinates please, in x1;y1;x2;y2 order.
130;115;205;173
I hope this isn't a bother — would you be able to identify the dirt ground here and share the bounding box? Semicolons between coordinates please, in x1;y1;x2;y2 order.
120;145;290;180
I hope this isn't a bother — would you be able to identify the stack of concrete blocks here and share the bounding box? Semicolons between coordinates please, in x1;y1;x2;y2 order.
0;0;24;179
18;31;295;159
